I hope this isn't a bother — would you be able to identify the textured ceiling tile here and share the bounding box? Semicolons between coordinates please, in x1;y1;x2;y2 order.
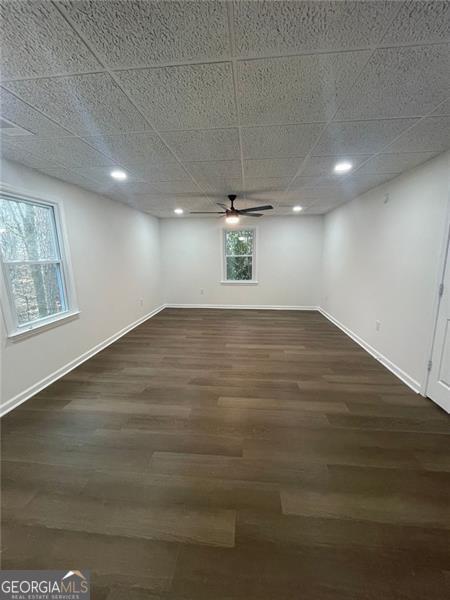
163;128;240;161
383;0;450;45
244;177;292;193
355;151;440;175
150;181;204;195
61;1;230;68
132;195;218;217
273;207;314;216
81;132;176;166
314;119;417;155
241;123;323;159
0;88;72;137
245;193;285;205
277;196;317;210
1;139;61;170
106;182;160;195
238;51;369;125
244;158;301;178
9;136;115;168
203;178;244;195
283;188;347;202
109;181;202;196
432;98;450;115
0;0;100;80
132;196;214;211
71;166;146;186
289;175;348;194
186;160;242;182
387;116;450;153
117;63;236;130
32;165;101;189
234;1;396;57
131;162;192;182
336;44;450;120
299;154;371;177
4;73;150;136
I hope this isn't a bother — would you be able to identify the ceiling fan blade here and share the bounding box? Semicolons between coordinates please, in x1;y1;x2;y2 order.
240;212;263;217
239;205;273;213
190;211;225;214
243;197;279;202
216;202;228;209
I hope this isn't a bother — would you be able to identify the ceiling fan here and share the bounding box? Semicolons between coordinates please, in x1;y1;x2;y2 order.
190;194;273;224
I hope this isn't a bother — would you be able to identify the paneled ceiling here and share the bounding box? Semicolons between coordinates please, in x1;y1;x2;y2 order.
0;0;449;217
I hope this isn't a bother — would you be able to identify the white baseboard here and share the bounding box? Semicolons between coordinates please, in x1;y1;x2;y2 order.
318;307;421;393
166;304;319;310
0;304;167;417
2;303;423;416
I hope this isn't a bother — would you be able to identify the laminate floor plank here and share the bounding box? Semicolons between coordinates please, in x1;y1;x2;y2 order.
218;396;349;413
243;437;422;469
171;541;449;600
82;470;281;513
1;523;179;593
236;509;450;567
15;491;236;548
1;308;448;598
150;451;329;485
280;487;450;529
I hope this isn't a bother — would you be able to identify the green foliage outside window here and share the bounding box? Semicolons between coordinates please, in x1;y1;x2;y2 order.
225;229;254;281
0;196;67;326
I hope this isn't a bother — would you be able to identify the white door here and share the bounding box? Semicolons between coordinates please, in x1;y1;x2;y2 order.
427;226;450;413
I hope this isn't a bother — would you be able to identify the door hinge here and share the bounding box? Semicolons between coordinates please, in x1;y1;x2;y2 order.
427;360;432;372
438;283;444;297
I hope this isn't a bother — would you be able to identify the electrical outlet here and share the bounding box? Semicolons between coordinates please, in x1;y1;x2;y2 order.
375;320;381;331
200;289;204;295
384;193;390;204
139;298;144;307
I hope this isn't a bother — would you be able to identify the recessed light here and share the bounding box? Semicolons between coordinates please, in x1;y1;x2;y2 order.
174;208;183;215
334;161;353;174
293;205;303;212
110;169;128;181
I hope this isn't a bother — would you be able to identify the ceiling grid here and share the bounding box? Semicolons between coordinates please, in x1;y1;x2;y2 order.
0;0;448;217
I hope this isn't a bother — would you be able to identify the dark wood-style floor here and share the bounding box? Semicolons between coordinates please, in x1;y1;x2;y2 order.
1;309;449;599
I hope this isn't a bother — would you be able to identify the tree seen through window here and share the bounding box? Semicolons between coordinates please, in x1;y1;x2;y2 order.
224;229;254;281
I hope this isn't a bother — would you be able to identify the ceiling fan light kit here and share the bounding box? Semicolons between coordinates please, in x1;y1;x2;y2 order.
190;194;274;221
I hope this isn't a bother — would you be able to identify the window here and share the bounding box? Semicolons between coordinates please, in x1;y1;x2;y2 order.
0;191;77;337
223;228;257;283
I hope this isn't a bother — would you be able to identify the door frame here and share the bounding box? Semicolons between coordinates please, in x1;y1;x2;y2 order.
422;191;450;398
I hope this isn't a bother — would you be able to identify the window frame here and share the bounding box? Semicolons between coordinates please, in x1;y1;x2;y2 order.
221;226;258;285
0;185;79;340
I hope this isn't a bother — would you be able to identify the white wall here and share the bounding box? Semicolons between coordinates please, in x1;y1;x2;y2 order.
0;160;163;411
2;151;449;412
321;151;450;391
160;216;324;308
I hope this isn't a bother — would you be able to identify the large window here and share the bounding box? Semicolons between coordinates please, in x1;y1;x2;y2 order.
0;192;77;337
223;228;256;282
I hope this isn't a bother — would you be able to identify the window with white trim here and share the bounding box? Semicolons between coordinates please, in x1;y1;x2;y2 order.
223;228;256;282
0;192;76;336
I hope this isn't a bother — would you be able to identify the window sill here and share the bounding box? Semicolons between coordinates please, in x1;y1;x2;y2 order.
7;310;80;341
220;280;259;285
